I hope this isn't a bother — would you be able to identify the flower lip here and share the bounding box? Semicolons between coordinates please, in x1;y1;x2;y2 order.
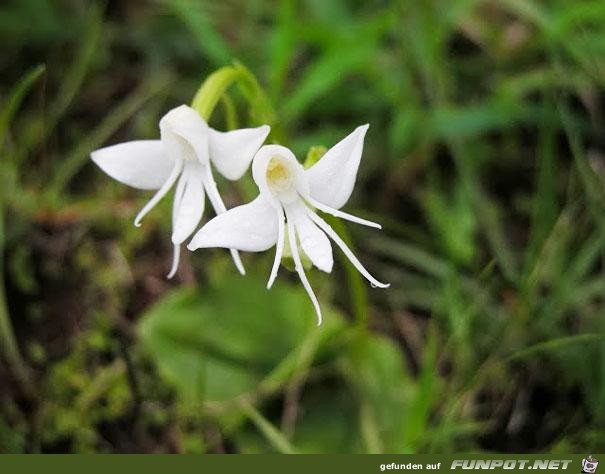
252;144;308;206
266;156;293;192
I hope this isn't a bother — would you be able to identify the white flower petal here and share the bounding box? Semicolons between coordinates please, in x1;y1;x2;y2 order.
305;124;369;209
287;217;322;325
172;162;205;245
188;195;278;252
91;140;173;190
290;205;333;273
209;125;270;181
160;105;210;164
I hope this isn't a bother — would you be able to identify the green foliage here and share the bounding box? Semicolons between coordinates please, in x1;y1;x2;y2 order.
1;0;605;454
139;272;345;405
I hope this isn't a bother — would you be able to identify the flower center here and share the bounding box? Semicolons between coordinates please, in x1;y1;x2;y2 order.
266;156;294;193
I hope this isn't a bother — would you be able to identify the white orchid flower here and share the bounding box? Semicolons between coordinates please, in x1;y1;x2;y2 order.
91;104;270;278
188;125;389;324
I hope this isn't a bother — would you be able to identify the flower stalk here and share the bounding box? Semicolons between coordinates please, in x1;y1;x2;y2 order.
191;66;242;121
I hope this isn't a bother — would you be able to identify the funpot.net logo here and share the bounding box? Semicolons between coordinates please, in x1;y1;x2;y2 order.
450;459;573;470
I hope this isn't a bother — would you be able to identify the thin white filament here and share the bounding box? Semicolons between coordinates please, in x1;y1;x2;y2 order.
286;214;322;325
267;206;285;289
202;165;246;275
134;158;183;227
307;209;390;289
305;196;381;229
167;244;180;279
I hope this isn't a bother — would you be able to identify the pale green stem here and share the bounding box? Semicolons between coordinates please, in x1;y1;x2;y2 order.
191;62;284;142
191;66;241;121
238;400;298;454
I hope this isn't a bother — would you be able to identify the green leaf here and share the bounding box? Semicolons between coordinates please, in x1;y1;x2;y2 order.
138;272;344;404
281;44;372;121
508;333;605;361
427;101;525;140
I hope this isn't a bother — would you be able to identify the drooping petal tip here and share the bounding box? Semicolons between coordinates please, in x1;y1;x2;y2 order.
167;244;180;279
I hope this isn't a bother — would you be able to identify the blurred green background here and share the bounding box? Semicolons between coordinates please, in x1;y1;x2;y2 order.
1;0;605;454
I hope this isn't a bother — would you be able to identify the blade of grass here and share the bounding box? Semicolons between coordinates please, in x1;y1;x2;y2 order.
508;333;604;361
0;67;46;396
48;72;172;198
0;212;33;396
17;6;103;159
164;0;231;65
0;64;46;147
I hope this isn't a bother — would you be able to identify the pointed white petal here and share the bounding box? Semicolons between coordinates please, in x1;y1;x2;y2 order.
308;209;389;289
291;205;333;273
171;162;205;245
188;195;279;252
306;195;381;229
134;158;183;227
209;125;270;181
167;245;180;279
286;216;322;325
91;140;173;190
201;164;246;274
266;207;285;289
160;105;210;164
305;124;369;209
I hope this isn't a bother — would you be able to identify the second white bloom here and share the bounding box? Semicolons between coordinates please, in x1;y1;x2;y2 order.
188;125;389;324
